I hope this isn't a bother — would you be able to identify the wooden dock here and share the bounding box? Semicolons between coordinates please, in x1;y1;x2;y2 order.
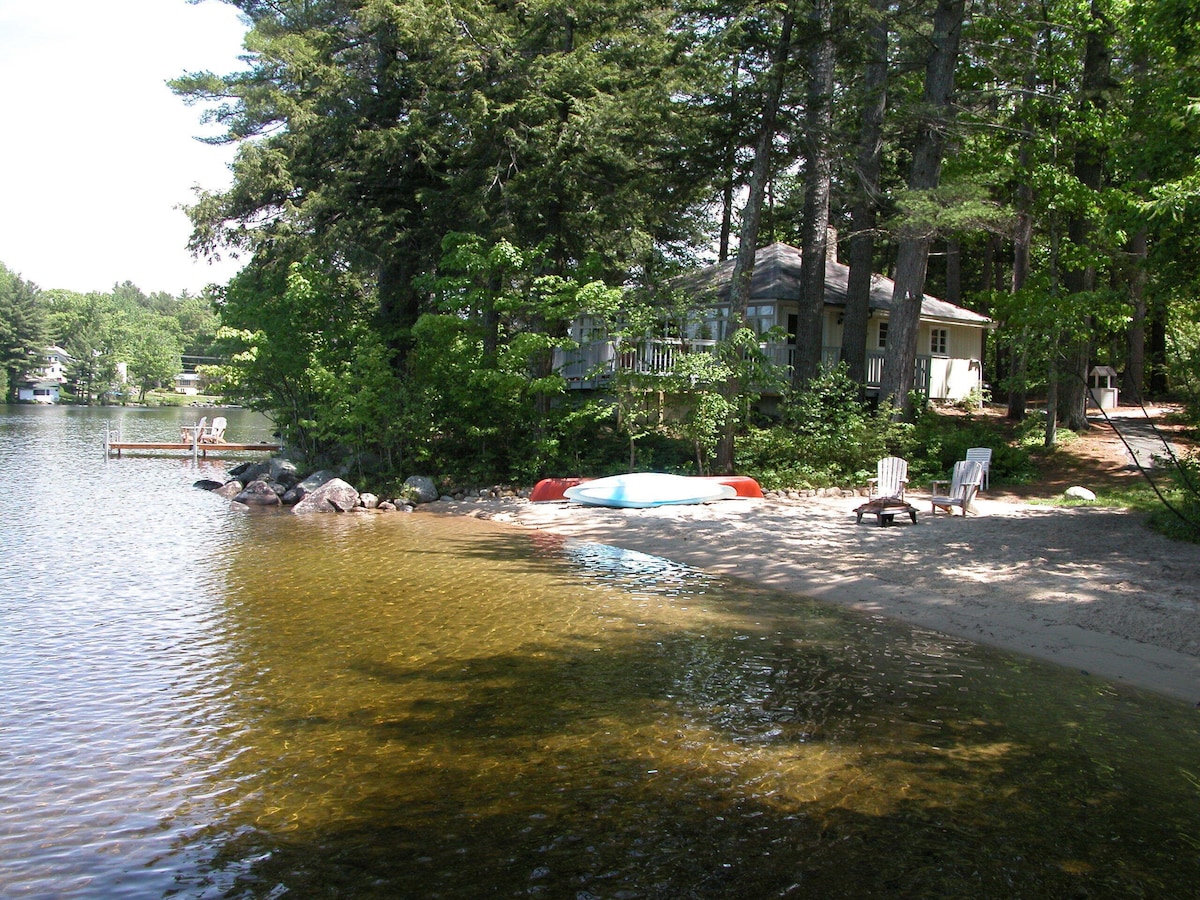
104;426;280;459
106;440;282;458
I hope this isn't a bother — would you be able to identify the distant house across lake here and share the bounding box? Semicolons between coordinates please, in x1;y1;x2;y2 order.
17;345;72;404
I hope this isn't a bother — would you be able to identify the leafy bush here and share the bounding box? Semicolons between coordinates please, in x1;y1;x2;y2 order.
907;406;1036;485
1146;452;1200;542
735;365;913;489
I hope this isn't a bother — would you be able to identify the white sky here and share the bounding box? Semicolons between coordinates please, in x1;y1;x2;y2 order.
0;0;250;296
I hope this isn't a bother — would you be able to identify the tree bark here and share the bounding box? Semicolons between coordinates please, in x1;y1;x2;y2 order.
727;6;796;326
1148;294;1168;396
1058;0;1113;431
792;0;837;388
1007;146;1033;420
377;254;420;364
716;2;796;472
1123;225;1148;403
1122;43;1150;404
879;0;966;414
842;0;888;388
718;55;742;263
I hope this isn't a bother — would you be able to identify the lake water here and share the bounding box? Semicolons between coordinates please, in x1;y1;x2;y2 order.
1;403;1198;898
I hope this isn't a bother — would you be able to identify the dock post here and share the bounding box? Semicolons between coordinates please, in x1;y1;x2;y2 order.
192;425;199;463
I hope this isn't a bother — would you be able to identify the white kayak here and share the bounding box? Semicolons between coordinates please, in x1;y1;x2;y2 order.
563;472;737;509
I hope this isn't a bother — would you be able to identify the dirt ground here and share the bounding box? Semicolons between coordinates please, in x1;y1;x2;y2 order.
957;403;1194;502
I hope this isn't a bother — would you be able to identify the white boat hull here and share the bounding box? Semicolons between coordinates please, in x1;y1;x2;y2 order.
563;472;737;509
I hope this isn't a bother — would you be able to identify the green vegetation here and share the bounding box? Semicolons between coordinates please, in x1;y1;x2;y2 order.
1146;454;1200;541
1;268;222;405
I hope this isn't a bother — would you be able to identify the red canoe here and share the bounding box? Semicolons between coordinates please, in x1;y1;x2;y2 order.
531;474;763;502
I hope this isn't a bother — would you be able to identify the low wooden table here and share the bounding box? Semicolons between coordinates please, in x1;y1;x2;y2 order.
854;497;918;526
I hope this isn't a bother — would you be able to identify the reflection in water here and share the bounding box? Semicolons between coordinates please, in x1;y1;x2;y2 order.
1;406;1198;898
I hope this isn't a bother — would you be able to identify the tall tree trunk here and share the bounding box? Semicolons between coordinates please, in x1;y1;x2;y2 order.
378;254;420;364
718;55;742;263
842;0;889;390
945;238;962;305
726;6;796;326
1007;146;1033;420
1006;13;1043;422
792;0;837;388
879;0;966;414
1058;0;1113;431
1045;358;1059;446
1122;44;1150;404
716;2;796;472
1123;225;1148;403
1148;295;1168;396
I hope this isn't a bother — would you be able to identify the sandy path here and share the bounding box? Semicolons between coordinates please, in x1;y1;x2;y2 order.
436;493;1200;706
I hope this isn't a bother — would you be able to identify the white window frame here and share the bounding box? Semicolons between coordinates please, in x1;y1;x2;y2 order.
745;304;775;337
877;321;888;349
930;327;949;356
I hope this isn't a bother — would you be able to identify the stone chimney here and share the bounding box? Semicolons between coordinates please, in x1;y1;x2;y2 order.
826;226;839;263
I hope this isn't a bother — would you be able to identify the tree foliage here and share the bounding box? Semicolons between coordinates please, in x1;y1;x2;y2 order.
161;0;1200;484
0;263;46;401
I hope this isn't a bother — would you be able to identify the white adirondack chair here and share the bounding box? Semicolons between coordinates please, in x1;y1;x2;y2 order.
930;459;984;516
201;416;227;443
868;456;909;502
965;447;992;490
180;416;207;444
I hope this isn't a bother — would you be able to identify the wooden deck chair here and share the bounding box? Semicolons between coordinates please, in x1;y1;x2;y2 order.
180;416;207;444
867;456;908;501
965;447;992;490
930;459;984;516
201;416;227;443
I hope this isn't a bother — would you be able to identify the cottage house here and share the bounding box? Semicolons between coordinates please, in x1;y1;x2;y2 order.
17;345;72;403
555;241;991;403
174;372;203;395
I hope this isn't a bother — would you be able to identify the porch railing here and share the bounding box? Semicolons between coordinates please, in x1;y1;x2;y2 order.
555;338;930;395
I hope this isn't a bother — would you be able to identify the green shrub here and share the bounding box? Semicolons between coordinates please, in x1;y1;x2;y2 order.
907;407;1036;485
734;366;913;489
1146;452;1200;542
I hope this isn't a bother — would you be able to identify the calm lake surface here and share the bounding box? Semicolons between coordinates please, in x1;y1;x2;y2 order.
1;403;1198;898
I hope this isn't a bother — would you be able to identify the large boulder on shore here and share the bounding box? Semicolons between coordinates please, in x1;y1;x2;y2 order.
281;469;340;505
233;480;282;507
214;480;244;500
403;475;439;504
291;477;360;513
229;458;300;490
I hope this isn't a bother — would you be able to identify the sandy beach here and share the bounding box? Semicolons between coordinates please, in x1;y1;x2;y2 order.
438;490;1200;707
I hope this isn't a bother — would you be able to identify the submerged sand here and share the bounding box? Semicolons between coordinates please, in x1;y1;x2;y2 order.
436;492;1200;707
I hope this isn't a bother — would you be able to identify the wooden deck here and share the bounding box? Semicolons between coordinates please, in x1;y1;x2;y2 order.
105;439;281;458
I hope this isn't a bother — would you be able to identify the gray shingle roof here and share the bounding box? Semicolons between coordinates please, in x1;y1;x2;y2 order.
675;241;991;327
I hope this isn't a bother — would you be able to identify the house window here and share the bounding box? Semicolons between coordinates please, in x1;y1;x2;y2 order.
745;304;775;336
699;306;730;342
877;322;888;349
930;328;949;356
